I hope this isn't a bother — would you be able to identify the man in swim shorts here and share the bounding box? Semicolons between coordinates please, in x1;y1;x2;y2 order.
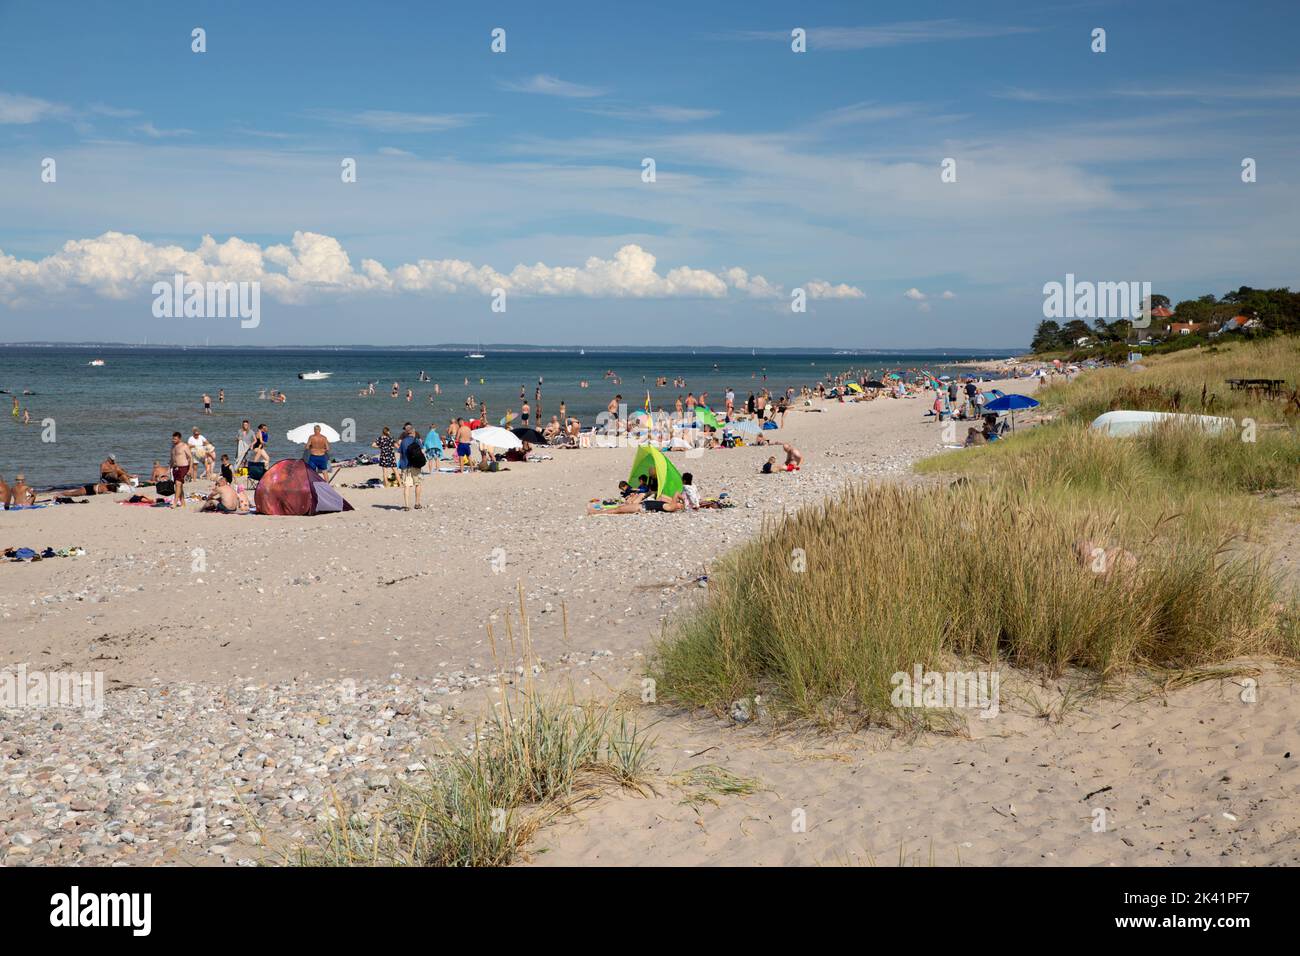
305;425;331;475
455;417;473;472
169;432;192;508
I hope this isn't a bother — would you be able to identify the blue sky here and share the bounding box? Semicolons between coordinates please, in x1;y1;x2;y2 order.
1;0;1298;347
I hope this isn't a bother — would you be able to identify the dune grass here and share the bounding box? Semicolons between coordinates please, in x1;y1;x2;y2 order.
1038;336;1300;426
653;338;1299;727
302;690;651;867
301;594;652;867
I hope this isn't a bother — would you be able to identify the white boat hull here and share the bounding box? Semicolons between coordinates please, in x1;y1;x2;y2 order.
1090;410;1236;437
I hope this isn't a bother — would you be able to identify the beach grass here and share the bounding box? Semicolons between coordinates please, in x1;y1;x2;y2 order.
1038;336;1300;426
300;689;652;867
300;591;652;867
652;338;1299;727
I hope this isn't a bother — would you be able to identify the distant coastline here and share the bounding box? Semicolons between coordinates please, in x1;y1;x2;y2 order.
0;341;1026;356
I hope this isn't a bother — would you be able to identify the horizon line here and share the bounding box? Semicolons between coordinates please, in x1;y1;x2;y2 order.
1;341;1028;354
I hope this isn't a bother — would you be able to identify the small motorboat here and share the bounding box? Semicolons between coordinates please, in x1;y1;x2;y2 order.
89;359;105;366
298;370;332;380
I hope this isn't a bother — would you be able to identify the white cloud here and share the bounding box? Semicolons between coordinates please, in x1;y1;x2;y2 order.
722;267;782;298
583;104;719;122
807;280;865;299
941;290;955;299
0;232;859;304
0;91;69;124
737;21;1033;50
134;122;193;138
1114;77;1300;100
811;101;922;126
499;74;606;98
903;287;927;300
310;109;477;132
88;103;142;119
378;146;416;157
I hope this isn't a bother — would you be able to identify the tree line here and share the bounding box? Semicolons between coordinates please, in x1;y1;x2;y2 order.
1031;286;1300;353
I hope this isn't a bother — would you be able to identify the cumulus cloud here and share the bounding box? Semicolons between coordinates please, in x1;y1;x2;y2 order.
903;287;927;301
722;267;782;298
941;290;956;299
807;280;865;299
0;232;859;305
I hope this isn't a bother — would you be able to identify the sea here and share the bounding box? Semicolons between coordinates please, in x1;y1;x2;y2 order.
0;346;1015;489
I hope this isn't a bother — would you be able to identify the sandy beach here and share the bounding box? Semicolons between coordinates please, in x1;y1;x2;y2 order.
3;371;1297;867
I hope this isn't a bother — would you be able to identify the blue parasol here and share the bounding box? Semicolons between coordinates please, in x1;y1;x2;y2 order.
983;393;1039;430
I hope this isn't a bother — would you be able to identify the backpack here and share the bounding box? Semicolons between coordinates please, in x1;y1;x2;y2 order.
405;441;426;469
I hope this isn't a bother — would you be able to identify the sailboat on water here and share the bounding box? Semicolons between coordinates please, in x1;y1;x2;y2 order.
466;343;486;359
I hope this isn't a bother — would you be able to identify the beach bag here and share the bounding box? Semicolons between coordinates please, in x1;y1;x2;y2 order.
406;442;426;469
156;479;175;496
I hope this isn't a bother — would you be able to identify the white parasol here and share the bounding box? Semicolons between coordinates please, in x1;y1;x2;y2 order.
470;425;522;449
286;422;341;444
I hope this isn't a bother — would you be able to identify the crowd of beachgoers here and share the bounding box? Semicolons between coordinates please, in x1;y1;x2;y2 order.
1;356;1067;517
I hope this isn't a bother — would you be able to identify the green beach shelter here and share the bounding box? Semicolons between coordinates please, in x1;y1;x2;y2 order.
628;445;683;499
694;406;722;429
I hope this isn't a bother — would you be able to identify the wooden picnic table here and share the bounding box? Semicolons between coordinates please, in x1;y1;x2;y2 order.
1226;378;1288;398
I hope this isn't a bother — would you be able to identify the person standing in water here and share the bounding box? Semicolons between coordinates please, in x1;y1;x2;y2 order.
169;433;192;508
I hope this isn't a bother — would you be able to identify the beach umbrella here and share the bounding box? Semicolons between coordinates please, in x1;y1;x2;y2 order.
846;382;864;393
512;427;547;444
628;445;683;499
730;419;762;434
983;393;1040;430
864;380;886;389
471;425;522;449
694;406;722;429
285;422;341;444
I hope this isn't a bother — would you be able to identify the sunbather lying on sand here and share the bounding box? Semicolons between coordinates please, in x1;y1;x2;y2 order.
50;480;119;499
586;491;686;514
